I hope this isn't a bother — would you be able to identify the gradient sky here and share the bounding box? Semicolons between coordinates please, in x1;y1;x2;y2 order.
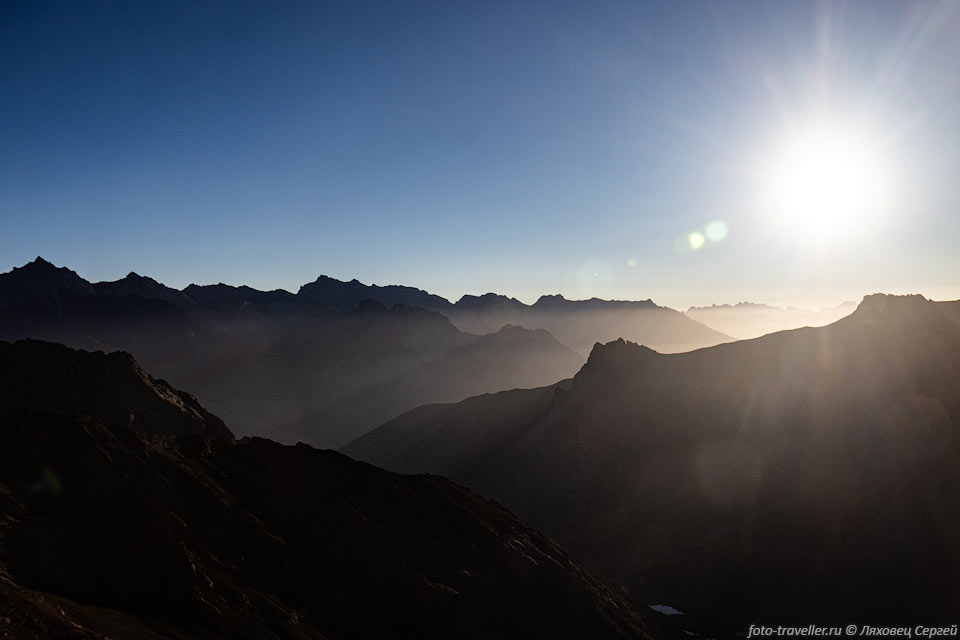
2;0;959;309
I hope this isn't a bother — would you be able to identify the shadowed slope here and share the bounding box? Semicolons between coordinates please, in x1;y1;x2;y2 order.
0;340;652;640
345;294;960;629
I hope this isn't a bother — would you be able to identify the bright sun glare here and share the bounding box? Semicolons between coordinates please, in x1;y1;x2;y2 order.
763;123;892;237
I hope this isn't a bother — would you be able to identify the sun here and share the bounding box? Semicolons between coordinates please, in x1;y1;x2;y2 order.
762;123;890;237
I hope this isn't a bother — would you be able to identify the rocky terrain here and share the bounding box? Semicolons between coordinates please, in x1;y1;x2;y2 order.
0;339;653;639
346;294;960;629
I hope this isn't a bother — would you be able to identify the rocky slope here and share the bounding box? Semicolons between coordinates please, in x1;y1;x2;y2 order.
345;294;960;629
0;340;653;640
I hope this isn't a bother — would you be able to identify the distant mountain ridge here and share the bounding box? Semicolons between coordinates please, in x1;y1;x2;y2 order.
95;272;199;309
443;292;729;355
3;257;730;351
299;274;453;311
345;293;960;629
0;258;588;446
685;299;856;339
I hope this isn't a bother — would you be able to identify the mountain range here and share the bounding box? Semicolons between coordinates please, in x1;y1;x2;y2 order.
0;258;729;447
443;293;731;356
345;294;960;630
4;254;959;631
0;339;653;639
684;301;857;340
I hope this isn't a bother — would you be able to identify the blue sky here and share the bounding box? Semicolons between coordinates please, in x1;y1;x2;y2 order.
2;0;958;309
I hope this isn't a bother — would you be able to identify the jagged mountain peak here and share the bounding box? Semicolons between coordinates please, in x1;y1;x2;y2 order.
0;258;96;312
298;273;452;311
584;338;658;368
6;257;93;289
93;271;199;309
117;271;169;287
454;292;527;310
27;256;55;268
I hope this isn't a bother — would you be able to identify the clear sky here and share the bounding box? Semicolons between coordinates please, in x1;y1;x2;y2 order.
2;0;959;309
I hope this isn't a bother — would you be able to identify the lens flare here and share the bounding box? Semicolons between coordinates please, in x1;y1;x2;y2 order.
705;220;729;242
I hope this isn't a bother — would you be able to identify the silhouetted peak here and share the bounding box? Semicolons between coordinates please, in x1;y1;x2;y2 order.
585;338;658;369
99;272;155;286
182;282;299;307
188;282;239;292
455;292;528;310
29;256;55;268
299;274;370;294
533;294;567;306
108;272;162;287
300;274;343;284
16;257;76;277
88;273;199;310
2;258;95;297
298;274;452;311
533;294;660;312
853;293;931;321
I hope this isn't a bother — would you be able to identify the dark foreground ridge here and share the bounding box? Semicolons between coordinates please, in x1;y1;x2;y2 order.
0;339;652;639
